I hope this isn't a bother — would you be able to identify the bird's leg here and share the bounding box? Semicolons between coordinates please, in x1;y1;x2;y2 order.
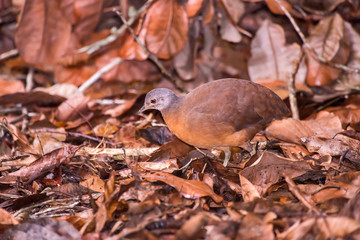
219;146;231;167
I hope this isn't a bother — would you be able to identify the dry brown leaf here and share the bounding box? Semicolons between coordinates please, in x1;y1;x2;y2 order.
55;95;90;122
240;151;312;195
265;0;292;15
144;0;188;59
337;22;360;89
0;208;19;232
279;216;360;239
0;78;24;95
202;0;214;25
174;20;199;80
300;0;346;14
137;160;179;173
239;174;261;202
266;112;342;145
60;0;104;42
306;13;350;86
236;212;276;240
186;0;204;17
219;0;244;23
142;172;223;203
311;171;360;203
248;20;306;97
15;0;71;65
7;145;81;182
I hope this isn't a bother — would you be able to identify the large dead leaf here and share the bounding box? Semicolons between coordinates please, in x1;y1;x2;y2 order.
240;151;312;196
142;172;223;203
266;112;343;145
15;0;71;65
60;0;104;42
6;145;81;183
248;20;306;97
174;20;200;80
337;22;360;89
305;13;350;86
144;0;188;59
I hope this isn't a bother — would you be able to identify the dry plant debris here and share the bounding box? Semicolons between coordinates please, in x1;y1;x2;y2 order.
1;0;360;239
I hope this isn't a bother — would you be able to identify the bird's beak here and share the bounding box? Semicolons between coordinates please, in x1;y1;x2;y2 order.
138;105;146;114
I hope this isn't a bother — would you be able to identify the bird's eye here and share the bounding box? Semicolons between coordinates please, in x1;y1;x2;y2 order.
150;99;156;104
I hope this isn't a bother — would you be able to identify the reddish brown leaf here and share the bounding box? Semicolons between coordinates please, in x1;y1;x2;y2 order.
60;0;104;42
265;0;292;15
240;151;312;195
144;0;188;59
266;112;343;145
7;145;81;182
306;13;350;86
186;0;204;18
15;0;71;65
142;172;223;203
248;20;306;97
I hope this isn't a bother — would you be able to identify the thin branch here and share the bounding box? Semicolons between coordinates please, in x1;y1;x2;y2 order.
29;128;118;146
0;49;18;61
78;57;123;92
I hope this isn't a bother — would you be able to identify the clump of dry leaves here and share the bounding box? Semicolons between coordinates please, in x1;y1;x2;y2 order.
0;0;360;239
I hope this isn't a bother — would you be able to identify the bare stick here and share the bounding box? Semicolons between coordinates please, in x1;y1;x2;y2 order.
78;57;122;92
0;49;18;61
29;128;118;146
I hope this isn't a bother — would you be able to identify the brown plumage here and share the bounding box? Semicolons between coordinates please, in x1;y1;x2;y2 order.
140;78;289;166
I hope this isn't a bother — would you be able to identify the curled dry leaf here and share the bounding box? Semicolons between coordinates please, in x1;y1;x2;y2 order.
15;0;71;66
306;13;350;86
141;172;223;203
7;145;81;183
144;0;188;59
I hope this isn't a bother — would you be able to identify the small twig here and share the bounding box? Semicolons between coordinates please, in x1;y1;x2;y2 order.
25;67;34;91
288;52;303;119
116;11;188;93
78;57;123;92
77;1;153;55
285;176;320;214
0;49;18;61
29;128;118;146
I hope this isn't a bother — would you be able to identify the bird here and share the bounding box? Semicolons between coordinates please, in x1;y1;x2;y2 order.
139;78;290;166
